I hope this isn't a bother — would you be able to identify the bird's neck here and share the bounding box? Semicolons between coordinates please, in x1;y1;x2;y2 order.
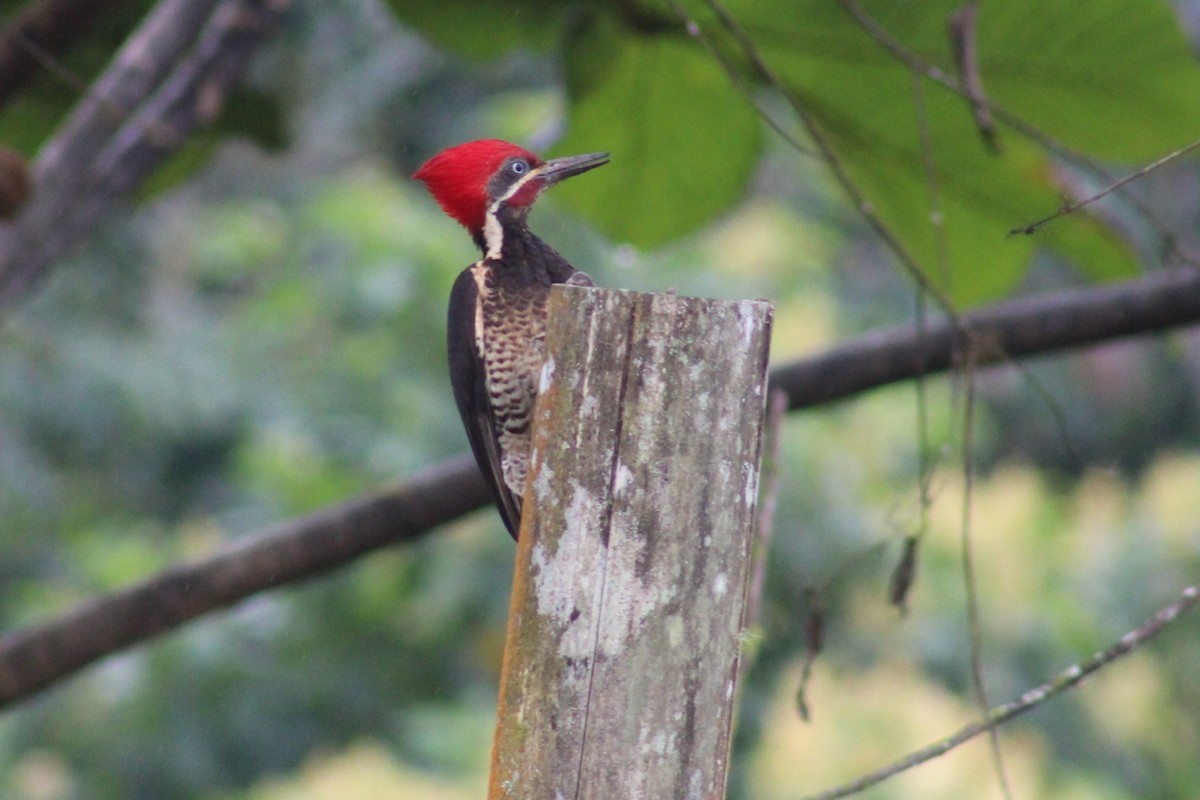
475;202;571;283
477;201;531;259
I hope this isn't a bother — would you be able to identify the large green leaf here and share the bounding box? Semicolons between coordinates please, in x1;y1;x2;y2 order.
551;14;762;248
684;0;1199;304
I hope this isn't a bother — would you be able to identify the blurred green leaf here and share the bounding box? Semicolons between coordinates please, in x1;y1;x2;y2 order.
552;16;762;248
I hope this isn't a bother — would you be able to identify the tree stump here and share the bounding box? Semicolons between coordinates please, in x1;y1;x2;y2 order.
488;286;773;800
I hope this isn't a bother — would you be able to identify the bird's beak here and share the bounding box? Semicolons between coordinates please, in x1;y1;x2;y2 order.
534;151;610;186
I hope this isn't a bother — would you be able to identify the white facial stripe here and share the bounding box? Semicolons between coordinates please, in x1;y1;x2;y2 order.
482;167;544;260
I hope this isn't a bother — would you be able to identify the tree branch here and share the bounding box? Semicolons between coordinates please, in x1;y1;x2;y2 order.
0;455;491;707
770;265;1200;410
0;0;290;309
3;264;1200;709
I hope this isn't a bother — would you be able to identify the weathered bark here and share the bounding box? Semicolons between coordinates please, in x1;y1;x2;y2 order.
770;265;1200;410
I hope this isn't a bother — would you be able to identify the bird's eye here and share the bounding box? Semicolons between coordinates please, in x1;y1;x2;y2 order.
510;160;527;175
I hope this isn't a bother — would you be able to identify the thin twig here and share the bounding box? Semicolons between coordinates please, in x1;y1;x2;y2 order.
886;71;944;614
1010;139;1200;236
836;0;1080;168
0;14;92;95
947;0;997;151
0;0;123;105
911;61;944;546
798;584;1200;800
796;539;891;719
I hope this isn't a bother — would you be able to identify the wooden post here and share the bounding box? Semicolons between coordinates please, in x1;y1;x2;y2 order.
488;286;773;800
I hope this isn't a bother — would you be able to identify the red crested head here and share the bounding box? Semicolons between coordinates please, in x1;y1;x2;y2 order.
413;139;610;239
412;140;542;234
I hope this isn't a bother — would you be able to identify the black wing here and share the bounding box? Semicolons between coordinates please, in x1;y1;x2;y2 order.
447;267;522;539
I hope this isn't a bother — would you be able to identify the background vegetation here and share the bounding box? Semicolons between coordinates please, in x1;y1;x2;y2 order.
1;1;1199;798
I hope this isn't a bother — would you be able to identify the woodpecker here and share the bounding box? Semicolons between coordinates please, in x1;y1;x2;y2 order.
413;139;609;539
